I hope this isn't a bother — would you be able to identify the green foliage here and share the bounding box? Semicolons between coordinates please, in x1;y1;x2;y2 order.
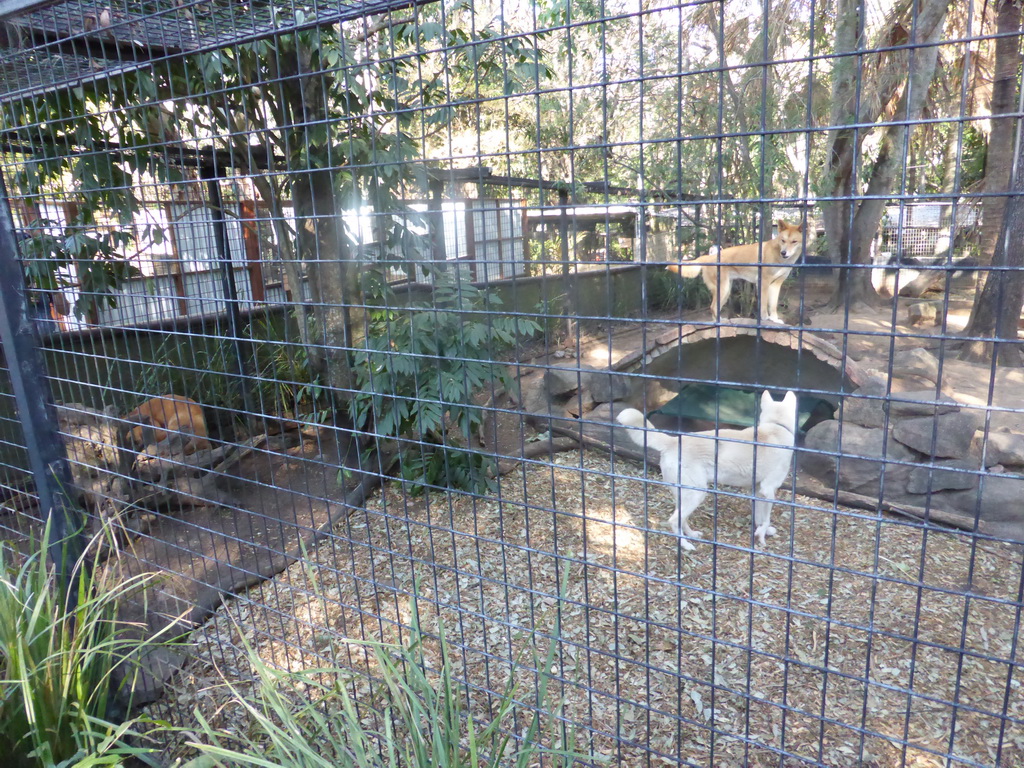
647;269;710;312
129;311;328;422
177;585;591;768
0;520;163;767
350;269;540;494
2;86;157;319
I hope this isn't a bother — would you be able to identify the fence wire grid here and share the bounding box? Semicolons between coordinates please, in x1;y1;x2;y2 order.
1;0;1024;765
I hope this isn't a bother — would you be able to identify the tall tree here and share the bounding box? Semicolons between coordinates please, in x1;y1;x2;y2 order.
958;129;1024;366
977;0;1023;267
820;0;952;309
959;0;1023;364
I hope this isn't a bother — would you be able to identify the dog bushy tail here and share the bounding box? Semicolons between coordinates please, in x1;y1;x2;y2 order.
616;408;676;454
665;246;720;279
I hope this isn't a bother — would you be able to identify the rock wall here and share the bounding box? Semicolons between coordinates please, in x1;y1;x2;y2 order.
801;350;1024;542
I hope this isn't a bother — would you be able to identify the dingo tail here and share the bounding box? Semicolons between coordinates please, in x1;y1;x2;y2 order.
616;408;676;453
665;246;719;279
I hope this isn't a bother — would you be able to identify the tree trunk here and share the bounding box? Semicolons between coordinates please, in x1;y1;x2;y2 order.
961;0;1023;363
978;0;1023;268
959;126;1024;366
823;0;952;309
282;45;360;404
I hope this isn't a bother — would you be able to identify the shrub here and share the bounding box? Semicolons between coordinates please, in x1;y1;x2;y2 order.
351;269;540;494
179;589;591;767
647;268;710;312
0;520;163;767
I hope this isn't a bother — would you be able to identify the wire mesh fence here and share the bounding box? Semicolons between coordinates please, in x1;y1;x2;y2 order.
1;0;1023;765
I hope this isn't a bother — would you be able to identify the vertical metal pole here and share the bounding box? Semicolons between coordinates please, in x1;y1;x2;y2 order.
465;199;477;280
202;166;254;419
558;187;573;338
0;175;83;582
428;177;447;271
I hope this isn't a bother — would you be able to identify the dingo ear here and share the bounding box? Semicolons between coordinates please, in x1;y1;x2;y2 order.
761;390;774;410
783;390;798;406
777;218;787;231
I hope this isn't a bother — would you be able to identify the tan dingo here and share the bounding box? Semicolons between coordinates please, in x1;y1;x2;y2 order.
668;220;805;323
616;390;798;551
123;395;211;455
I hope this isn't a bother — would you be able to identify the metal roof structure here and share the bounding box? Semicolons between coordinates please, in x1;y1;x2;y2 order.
0;0;428;101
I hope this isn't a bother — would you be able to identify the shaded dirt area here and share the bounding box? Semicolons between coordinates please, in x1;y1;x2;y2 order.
1;428;375;702
144;282;1024;766
157;452;1024;767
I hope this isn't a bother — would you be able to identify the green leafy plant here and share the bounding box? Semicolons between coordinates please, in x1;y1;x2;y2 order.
647;269;710;312
128;309;328;424
178;584;590;768
350;269;540;494
0;519;166;767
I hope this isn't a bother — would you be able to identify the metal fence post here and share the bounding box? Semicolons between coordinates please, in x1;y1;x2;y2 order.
202;165;255;420
0;176;83;585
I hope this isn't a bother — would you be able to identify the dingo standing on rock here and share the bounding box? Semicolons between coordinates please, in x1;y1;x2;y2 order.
616;390;798;551
668;220;805;323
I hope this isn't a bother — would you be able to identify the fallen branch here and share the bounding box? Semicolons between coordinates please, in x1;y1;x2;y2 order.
497;436;578;474
790;475;985;536
527;413;656;466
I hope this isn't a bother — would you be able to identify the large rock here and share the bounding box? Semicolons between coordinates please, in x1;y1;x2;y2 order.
942;475;1024;535
891;347;940;384
522;379;569;418
899;271;943;298
906;459;978;494
588;371;633;403
840;379;888;428
54;403;131;515
907;301;939;327
888;390;961;419
566;388;596;417
892;412;979;459
802;420;919;496
981;431;1024;468
839;384;960;430
543;365;590;398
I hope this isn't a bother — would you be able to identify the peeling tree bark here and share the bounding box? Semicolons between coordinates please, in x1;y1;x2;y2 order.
958;125;1024;366
822;0;952;309
978;0;1022;269
960;0;1023;364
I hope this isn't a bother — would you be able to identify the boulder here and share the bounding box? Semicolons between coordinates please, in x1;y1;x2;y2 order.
54;403;131;515
888;390;962;419
543;365;590;398
566;388;596;418
981;431;1024;468
892;412;980;459
840;380;888;428
588;371;633;403
522;382;568;418
943;475;1024;529
906;459;978;494
802;420;919;496
587;402;625;426
898;271;943;298
891;347;941;384
838;383;959;429
907;301;939;327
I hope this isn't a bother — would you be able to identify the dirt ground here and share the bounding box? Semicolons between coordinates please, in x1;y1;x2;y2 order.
149;282;1024;767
